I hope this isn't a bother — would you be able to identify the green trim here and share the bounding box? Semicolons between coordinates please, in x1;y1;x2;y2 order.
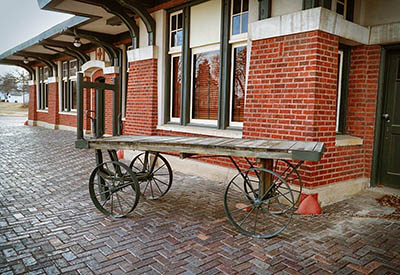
218;0;232;129
337;44;351;134
373;45;400;186
371;47;386;186
164;11;172;124
0;16;89;61
181;6;191;126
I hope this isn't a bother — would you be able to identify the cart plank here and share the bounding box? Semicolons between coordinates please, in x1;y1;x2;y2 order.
84;135;325;161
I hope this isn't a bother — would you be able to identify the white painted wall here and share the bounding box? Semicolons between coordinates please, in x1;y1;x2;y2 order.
190;0;221;48
271;0;302;17
361;0;400;26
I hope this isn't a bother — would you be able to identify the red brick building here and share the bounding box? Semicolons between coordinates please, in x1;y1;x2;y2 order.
1;0;399;204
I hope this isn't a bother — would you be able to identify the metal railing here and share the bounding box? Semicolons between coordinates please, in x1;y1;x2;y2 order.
75;72;120;148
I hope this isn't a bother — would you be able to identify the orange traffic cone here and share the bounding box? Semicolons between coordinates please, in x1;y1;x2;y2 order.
297;193;322;215
117;150;124;160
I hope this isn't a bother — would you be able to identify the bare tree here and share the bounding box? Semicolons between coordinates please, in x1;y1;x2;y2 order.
0;70;29;106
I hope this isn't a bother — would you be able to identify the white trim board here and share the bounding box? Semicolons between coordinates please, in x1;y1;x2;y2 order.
249;7;370;45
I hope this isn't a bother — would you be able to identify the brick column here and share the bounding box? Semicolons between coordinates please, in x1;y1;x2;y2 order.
104;68;120;135
244;31;339;187
47;77;59;126
123;46;158;135
28;81;37;122
346;45;381;178
83;77;91;132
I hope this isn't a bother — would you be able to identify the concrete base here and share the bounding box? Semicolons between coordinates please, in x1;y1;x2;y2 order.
123;150;369;207
57;124;78;132
302;178;368;207
36;120;56;130
28;120;91;134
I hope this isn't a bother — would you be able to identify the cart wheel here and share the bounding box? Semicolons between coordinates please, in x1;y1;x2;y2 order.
244;159;302;208
224;168;294;238
89;161;140;218
272;160;302;207
129;152;173;200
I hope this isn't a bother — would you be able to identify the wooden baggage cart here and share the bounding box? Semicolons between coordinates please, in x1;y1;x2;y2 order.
75;73;325;238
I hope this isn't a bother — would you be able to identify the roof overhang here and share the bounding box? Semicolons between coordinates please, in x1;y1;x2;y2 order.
0;0;171;78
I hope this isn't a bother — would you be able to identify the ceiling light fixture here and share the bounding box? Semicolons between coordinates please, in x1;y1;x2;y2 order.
23;58;29;64
73;37;82;48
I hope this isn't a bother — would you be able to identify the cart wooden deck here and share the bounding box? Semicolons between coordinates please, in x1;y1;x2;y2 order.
82;135;325;162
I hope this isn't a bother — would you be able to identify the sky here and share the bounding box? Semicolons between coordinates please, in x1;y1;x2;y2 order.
0;0;73;76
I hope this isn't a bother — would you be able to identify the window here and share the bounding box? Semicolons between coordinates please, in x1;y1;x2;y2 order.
170;11;183;49
336;46;350;134
168;11;183;122
171;55;182;121
61;60;78;112
191;49;220;123
303;0;354;21
38;66;49;110
165;0;247;129
232;0;249;36
230;45;247;126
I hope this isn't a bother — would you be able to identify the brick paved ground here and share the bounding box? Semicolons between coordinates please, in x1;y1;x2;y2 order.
0;116;400;274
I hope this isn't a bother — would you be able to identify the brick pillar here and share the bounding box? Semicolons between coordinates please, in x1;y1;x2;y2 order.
104;71;119;135
124;52;158;135
83;77;91;132
346;45;381;178
244;31;339;187
28;83;37;121
47;79;59;126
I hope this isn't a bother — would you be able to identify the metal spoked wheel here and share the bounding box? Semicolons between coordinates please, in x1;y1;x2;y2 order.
129;152;173;200
244;159;302;209
224;168;294;238
89;161;140;218
272;159;302;208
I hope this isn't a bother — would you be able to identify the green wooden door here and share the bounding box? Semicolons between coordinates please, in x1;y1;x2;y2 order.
380;50;400;187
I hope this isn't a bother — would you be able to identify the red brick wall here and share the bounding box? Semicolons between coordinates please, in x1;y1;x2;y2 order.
28;85;37;121
123;59;158;135
48;82;58;125
105;73;119;135
346;45;381;178
243;30;380;187
58;114;77;127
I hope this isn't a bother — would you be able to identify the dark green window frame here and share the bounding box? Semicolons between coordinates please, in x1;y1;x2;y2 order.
165;0;242;130
336;44;351;134
38;66;49;110
303;0;354;22
61;60;79;112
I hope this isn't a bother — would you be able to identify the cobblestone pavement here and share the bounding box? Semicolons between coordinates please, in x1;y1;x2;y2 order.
1;116;400;274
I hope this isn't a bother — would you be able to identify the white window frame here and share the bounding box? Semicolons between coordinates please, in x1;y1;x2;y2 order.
190;43;220;126
331;0;347;18
229;42;247;128
230;0;249;39
70;76;77;112
170;53;182;123
38;66;49;111
170;11;183;53
336;50;344;133
60;60;78;113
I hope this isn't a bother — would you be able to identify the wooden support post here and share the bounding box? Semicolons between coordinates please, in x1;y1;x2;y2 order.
257;158;273;198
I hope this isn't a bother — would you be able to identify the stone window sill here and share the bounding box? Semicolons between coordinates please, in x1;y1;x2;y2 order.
59;111;77;116
157;124;242;139
335;135;363;147
36;110;48;113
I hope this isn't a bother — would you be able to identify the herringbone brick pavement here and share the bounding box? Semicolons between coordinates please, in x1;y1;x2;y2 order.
0;117;399;274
